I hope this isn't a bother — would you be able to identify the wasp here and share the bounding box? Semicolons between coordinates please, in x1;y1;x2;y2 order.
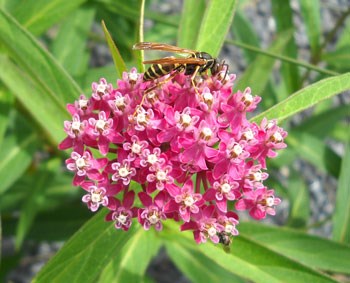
132;42;228;93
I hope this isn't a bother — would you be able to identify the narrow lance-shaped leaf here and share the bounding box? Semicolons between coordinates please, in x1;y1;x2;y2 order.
163;222;337;283
293;104;349;138
251;72;350;123
51;6;95;77
0;57;69;144
299;0;321;57
239;222;350;274
0;9;82;104
177;0;206;49
235;30;293;93
102;20;127;78
0;90;13;147
0;130;37;195
196;0;237;57
33;210;138;283
287;131;341;178
15;159;60;249
287;169;310;228
333;138;350;244
98;228;161;283
5;0;86;35
271;0;300;94
231;10;260;63
165;240;245;283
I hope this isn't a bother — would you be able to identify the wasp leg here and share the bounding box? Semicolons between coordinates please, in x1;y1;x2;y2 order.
190;65;201;95
133;70;182;116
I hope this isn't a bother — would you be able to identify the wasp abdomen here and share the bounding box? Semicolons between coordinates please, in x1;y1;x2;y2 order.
143;64;181;81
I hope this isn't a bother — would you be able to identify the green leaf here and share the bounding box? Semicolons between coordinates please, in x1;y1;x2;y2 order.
3;202;89;241
102;20;127;78
0;116;37;195
51;6;95;77
286;169;310;228
0;57;69;144
99;0;178;27
33;210;138;283
333;137;350;244
323;17;350;72
235;30;292;94
294;104;349;138
165;240;245;283
196;0;237;57
299;0;321;57
227;39;339;77
99;229;161;283
287;131;341;178
271;0;300;93
240;222;350;274
251;72;350;123
231;10;260;63
0;89;13;147
163;222;338;283
330;122;349;142
0;9;82;104
5;0;86;35
80;65;117;93
15;159;61;249
177;0;206;49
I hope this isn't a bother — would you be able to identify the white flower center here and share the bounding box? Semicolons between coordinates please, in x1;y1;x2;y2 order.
243;129;254;140
91;192;102;203
115;97;125;107
117;214;127;224
203;91;213;103
184;196;194;207
97;83;107;93
254;172;262;181
71;121;81;131
266;121;275;129
78;99;88;109
119;167;130;177
75;157;86;169
147;91;156;99
96;119;106;130
147;154;158;164
137;113;147;124
207;226;217;237
201;127;212;139
148;212;159;224
156;170;167;181
233;144;243;156
131;143;141;154
181;113;191;127
244;93;253;103
225;224;233;234
129;72;138;81
221;183;231;193
266;196;275;207
273;132;283;142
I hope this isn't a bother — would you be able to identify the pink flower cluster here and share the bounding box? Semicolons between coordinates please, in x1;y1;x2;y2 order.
59;67;287;244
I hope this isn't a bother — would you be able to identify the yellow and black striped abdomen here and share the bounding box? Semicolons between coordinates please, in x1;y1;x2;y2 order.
143;64;181;81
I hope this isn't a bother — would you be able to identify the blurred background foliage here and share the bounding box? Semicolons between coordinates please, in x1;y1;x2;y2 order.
0;0;349;282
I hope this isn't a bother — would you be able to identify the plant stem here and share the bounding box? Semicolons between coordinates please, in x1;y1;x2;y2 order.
225;39;339;76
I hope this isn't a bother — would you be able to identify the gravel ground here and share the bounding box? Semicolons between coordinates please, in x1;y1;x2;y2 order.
3;0;349;282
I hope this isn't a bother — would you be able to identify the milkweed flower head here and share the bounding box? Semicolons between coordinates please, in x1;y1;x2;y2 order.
59;68;287;245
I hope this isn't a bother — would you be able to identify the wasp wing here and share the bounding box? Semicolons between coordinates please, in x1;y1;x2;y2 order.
133;42;196;55
143;57;207;65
